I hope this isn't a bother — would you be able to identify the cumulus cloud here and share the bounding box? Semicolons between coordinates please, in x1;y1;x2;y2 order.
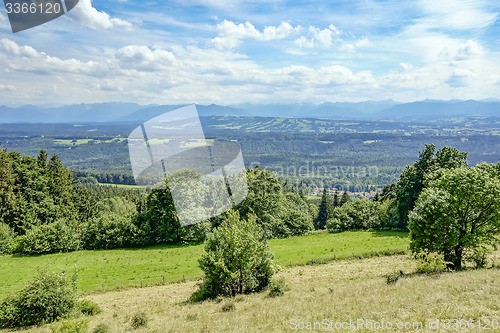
70;0;134;30
212;20;296;49
0;39;106;76
116;45;176;71
294;25;341;48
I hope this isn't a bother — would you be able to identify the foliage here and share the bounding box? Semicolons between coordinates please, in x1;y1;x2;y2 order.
82;214;138;250
409;163;500;269
194;210;278;300
386;270;404;284
268;277;289;297
0;271;78;328
326;198;380;232
12;219;81;255
78;299;101;316
131;312;148;329
464;246;493;269
0;223;14;254
236;167;315;238
314;188;333;230
51;319;89;333
92;324;110;333
394;145;467;227
221;302;235;312
414;252;449;274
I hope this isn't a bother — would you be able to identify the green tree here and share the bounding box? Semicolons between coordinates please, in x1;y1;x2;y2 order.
340;191;351;206
333;190;339;207
395;145;467;226
194;210;277;300
0;146;16;226
314;188;333;229
409;163;500;270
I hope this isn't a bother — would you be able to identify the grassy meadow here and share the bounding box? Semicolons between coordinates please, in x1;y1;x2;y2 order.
0;231;408;298
4;252;499;333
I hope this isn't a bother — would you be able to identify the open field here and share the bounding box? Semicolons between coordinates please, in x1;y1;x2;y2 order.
5;252;499;333
0;231;408;298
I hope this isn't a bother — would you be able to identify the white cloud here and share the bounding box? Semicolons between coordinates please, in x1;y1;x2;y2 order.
116;45;176;71
294;25;341;49
419;0;498;30
70;0;134;30
212;20;297;49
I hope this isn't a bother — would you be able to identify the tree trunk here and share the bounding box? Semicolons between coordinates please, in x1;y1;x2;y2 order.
453;246;463;270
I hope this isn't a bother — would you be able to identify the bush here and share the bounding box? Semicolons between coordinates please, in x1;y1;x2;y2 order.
221;302;235;312
51;319;89;333
12;219;81;255
386;270;404;284
131;312;148;329
92;323;110;333
268;277;289;297
0;223;13;254
415;252;449;274
194;210;278;301
0;271;78;328
82;214;138;250
78;299;101;316
465;246;492;269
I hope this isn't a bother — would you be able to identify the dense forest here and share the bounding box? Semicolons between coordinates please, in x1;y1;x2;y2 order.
2;140;497;264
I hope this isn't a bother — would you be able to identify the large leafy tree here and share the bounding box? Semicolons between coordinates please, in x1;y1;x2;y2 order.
409;163;500;270
395;144;467;226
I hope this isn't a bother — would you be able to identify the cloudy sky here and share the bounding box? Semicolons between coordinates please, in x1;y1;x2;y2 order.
0;0;499;106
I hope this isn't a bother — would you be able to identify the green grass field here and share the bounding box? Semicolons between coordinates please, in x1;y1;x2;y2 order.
0;231;408;298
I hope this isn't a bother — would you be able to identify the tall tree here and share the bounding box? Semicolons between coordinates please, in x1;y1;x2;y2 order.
340;191;351;206
395;145;467;226
0;146;16;225
333;190;339;207
315;188;333;229
409;163;500;270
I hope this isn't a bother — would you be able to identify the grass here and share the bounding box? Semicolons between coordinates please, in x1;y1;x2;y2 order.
0;231;408;298
8;252;499;333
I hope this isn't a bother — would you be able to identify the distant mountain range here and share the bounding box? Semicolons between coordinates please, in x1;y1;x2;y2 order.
0;100;499;123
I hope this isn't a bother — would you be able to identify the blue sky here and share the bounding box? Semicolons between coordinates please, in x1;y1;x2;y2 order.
0;0;499;106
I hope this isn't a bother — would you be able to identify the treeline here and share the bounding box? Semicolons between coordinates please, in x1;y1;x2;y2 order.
316;145;475;234
73;170;136;185
0;145;316;255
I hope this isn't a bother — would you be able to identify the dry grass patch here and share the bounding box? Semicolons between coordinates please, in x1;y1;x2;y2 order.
3;254;499;333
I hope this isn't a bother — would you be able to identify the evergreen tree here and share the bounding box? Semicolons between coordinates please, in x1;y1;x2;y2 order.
314;188;333;229
340;191;351;206
373;192;380;202
333;189;339;207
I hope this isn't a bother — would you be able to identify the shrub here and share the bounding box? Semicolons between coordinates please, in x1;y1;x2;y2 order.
131;312;148;329
221;302;235;312
415;252;449;274
12;219;80;255
386;270;404;284
51;319;89;333
92;323;110;333
82;214;138;250
0;223;13;254
78;299;101;316
465;246;492;269
268;277;289;297
0;271;78;328
194;210;278;301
